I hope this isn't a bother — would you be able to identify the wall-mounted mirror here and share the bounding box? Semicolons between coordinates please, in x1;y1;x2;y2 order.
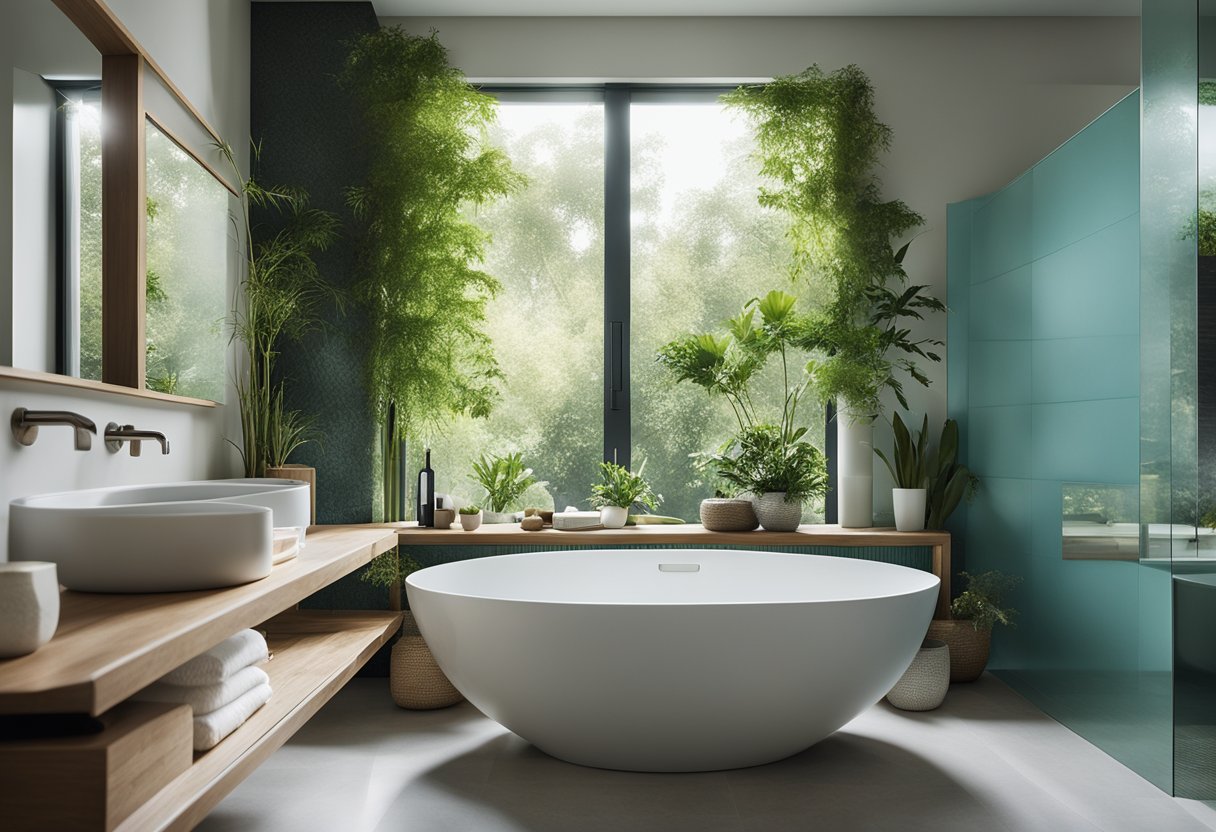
4;0;102;377
143;119;230;401
5;0;239;405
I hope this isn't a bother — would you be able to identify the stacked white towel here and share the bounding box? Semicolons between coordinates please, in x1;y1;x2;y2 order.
136;629;273;751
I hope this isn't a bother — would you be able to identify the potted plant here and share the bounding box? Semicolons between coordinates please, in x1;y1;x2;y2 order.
459;504;483;532
217;141;338;501
589;461;661;529
928;570;1021;682
724;66;945;527
340;29;524;523
659;290;829;530
712;424;828;532
875;413;978;532
471;452;537;523
874;412;929;532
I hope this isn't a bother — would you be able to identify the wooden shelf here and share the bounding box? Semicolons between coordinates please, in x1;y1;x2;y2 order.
381;521;953;620
385;521;949;548
114;609;401;832
0;526;398;715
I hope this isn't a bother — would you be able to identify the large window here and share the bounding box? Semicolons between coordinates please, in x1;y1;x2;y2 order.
412;87;827;522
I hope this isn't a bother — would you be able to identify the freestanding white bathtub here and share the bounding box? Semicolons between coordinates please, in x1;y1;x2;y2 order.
406;548;939;772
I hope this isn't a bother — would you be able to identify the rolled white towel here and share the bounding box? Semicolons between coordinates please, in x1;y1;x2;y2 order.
193;681;273;751
161;629;268;687
134;666;270;715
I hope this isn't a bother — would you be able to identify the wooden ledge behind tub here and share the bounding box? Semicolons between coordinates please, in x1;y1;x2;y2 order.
371;522;952;619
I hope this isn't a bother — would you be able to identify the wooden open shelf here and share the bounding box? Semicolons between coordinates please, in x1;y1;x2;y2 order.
384;521;953;618
387;520;949;548
0;526;398;715
114;609;401;832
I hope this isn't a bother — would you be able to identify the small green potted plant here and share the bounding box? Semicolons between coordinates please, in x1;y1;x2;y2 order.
929;570;1021;682
458;504;483;532
712;424;828;532
589;461;661;529
876;413;978;531
470;452;537;523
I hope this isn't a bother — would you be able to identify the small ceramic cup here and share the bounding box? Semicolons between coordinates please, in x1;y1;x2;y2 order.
0;562;60;658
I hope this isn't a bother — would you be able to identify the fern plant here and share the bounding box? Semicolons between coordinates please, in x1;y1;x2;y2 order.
952;571;1021;631
340;28;525;521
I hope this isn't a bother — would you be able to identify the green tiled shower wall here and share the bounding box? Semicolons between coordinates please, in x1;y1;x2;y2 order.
948;92;1175;791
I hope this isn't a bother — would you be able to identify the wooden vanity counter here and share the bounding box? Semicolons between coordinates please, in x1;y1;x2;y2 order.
0;526;402;832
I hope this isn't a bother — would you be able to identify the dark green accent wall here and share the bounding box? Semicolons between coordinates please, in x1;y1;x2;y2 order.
252;3;387;644
251;1;378;528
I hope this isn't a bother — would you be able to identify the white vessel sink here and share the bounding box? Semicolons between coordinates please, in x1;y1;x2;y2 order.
8;479;311;593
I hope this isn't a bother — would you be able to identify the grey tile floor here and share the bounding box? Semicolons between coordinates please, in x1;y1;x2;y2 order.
199;676;1216;832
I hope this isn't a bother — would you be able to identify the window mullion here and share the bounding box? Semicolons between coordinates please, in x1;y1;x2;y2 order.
603;85;630;467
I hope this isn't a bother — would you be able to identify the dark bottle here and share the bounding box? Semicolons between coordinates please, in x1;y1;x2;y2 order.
416;449;435;528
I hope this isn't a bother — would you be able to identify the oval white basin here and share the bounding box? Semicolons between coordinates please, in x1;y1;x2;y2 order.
8;479;311;593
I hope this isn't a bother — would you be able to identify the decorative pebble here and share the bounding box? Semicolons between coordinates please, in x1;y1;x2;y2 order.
520;515;544;531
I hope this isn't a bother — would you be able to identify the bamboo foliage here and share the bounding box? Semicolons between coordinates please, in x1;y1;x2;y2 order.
340;28;524;521
219;140;339;477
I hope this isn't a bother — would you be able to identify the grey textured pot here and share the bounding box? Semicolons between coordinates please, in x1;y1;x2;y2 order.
755;492;802;532
886;639;950;711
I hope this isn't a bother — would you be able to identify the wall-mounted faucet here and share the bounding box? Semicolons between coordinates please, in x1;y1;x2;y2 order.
104;423;170;457
11;409;97;451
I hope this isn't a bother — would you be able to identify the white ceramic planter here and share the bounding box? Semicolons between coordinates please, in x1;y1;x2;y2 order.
886;639;950;711
892;488;927;532
755;492;802;532
483;510;516;524
0;562;60;657
600;506;629;529
837;406;874;528
459;511;483;532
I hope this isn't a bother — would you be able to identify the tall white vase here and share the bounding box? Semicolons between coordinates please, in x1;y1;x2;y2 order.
837;405;874;528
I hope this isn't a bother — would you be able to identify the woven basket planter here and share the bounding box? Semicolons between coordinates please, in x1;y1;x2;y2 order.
390;613;462;710
699;498;759;532
927;619;992;683
886;639;950;711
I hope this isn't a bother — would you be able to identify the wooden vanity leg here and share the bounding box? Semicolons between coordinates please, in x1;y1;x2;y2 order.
932;540;951;619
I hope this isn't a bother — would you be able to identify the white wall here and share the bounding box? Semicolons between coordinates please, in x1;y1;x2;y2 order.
0;0;250;561
385;14;1140;519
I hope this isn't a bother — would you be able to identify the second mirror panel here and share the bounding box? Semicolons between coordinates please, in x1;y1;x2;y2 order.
143;120;230;401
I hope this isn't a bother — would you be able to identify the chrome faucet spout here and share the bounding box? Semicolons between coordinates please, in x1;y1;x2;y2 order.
11;408;98;451
104;423;170;456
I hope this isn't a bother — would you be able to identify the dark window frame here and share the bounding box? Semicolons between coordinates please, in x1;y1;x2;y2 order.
476;83;838;520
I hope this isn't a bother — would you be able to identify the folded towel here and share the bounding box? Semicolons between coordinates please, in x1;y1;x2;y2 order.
193;681;273;751
135;666;270;715
162;629;268;687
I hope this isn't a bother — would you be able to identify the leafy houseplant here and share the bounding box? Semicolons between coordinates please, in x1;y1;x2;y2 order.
218;140;339;478
874;413;978;531
658;290;830;529
928;570;1022;683
723;65;945;417
340;28;525;523
471;452;537;521
589;461;662;528
875;412;930;532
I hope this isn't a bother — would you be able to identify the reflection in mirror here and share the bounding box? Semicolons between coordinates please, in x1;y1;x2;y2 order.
1061;482;1139;561
143;120;229;401
5;0;101;376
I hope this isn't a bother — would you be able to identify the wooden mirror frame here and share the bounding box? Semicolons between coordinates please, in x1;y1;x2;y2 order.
0;0;238;407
